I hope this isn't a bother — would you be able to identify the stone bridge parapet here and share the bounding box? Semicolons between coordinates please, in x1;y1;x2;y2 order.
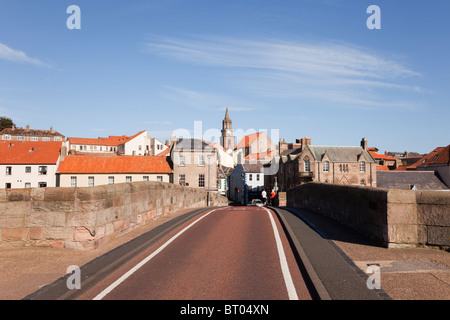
286;183;450;249
0;182;228;250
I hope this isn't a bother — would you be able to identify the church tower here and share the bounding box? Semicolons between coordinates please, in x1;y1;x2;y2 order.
221;107;235;150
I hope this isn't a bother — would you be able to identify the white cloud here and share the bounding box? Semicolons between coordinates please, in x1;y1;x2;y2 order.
146;35;421;109
161;86;255;112
0;42;49;67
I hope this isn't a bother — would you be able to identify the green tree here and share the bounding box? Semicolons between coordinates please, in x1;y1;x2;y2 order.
0;116;16;132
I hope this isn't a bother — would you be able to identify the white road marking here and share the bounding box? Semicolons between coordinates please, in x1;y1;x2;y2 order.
93;209;217;300
264;207;299;300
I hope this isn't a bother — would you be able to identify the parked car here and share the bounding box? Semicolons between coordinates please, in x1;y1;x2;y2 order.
251;199;264;207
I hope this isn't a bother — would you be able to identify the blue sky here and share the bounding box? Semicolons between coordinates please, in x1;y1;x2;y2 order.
0;0;449;154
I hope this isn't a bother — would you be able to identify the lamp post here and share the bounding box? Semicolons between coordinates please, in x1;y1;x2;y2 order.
207;154;212;206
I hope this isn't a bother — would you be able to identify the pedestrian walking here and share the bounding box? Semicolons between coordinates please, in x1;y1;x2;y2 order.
261;189;267;205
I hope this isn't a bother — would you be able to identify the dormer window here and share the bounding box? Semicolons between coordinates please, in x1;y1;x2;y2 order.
2;134;11;140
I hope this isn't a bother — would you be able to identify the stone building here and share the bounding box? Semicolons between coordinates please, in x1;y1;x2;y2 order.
171;138;218;192
265;137;377;192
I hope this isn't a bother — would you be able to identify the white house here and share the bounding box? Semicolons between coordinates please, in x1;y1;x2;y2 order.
67;130;153;156
0;141;63;189
151;137;169;156
228;161;265;205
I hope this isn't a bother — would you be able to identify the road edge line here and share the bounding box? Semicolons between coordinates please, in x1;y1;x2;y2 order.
269;207;332;300
92;208;217;300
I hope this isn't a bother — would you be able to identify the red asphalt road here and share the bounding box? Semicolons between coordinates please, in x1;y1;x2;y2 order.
80;206;312;300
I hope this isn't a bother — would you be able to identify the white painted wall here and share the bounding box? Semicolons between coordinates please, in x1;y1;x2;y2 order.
58;173;171;188
0;163;59;189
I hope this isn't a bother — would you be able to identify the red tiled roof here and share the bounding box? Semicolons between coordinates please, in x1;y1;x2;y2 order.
156;148;170;156
234;132;263;150
244;150;274;160
369;151;396;161
57;155;172;174
0;141;62;164
409;145;450;169
68;131;146;147
376;165;390;171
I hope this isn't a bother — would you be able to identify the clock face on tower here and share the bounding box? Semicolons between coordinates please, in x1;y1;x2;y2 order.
226;130;231;135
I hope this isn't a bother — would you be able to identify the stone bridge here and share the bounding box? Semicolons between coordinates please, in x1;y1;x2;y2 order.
0;181;228;250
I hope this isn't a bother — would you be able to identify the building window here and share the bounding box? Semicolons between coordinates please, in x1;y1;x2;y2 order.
198;156;205;166
126;176;132;182
17;136;24;141
25;182;31;188
323;161;329;172
198;174;205;188
249;174;253;181
54;136;62;141
179;155;186;166
360;180;366;186
157;176;163;182
42;137;50;141
108;176;114;184
5;183;11;189
71;176;77;188
25;166;31;173
38;166;48;175
256;174;260;181
143;176;149;181
38;182;47;188
179;174;186;186
6;166;12;175
304;160;310;172
359;161;366;172
88;176;94;187
30;137;38;141
2;134;11;140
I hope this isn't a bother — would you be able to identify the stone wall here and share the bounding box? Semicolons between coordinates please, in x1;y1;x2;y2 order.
286;182;450;249
0;182;228;250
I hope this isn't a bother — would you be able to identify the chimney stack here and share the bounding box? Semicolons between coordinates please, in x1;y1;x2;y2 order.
361;138;368;150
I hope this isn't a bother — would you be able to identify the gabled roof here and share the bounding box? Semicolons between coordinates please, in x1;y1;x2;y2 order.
68;131;147;147
234;132;263;150
307;145;375;163
173;138;215;152
57;155;172;174
412;145;450;168
244;150;274;161
0;141;62;164
369;151;397;161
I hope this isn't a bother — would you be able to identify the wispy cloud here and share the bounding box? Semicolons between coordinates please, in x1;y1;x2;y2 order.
145;35;421;109
0;42;50;67
161;86;255;112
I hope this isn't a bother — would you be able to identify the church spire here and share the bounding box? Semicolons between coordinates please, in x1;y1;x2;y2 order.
225;107;230;120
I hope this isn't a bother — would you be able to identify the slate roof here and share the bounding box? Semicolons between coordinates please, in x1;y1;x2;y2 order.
174;138;215;152
307;145;376;163
377;171;449;190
